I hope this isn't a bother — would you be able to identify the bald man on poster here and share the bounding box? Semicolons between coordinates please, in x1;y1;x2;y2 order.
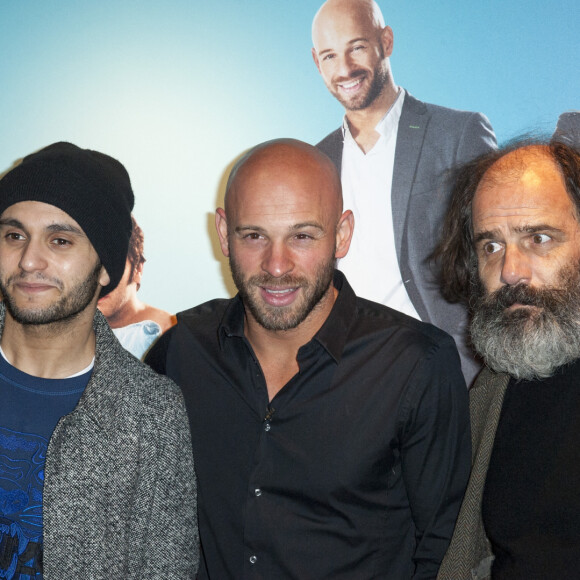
312;0;496;384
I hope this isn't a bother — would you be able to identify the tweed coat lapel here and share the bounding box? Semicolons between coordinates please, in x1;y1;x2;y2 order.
438;367;510;579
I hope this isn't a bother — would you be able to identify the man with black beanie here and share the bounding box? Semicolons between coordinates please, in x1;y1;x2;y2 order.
0;142;199;579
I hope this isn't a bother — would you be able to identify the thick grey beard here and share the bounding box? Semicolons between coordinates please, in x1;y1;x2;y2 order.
470;268;580;380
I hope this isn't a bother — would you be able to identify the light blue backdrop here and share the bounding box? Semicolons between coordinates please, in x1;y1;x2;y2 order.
1;0;578;311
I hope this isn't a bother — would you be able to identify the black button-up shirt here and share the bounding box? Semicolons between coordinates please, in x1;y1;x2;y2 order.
147;272;470;579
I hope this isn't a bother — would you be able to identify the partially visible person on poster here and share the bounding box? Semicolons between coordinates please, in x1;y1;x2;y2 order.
435;139;580;579
552;110;580;147
311;0;497;384
0;142;198;578
98;215;176;359
147;138;470;579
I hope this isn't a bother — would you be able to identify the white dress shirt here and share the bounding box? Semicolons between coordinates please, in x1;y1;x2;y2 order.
338;90;420;319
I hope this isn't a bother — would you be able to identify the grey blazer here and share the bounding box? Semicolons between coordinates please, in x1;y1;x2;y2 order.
0;306;202;578
317;90;496;385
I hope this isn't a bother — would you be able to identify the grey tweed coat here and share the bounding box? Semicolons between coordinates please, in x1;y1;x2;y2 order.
0;305;200;578
437;367;510;580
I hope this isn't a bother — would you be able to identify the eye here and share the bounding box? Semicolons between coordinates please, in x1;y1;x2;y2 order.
322;53;336;61
294;233;313;241
532;233;551;244
51;237;72;247
243;232;263;240
5;232;25;241
483;241;501;255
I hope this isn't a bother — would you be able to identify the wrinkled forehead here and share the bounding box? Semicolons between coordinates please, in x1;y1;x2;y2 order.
473;149;576;225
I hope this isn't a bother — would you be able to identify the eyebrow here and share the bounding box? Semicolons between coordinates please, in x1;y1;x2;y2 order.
473;224;564;244
0;218;85;237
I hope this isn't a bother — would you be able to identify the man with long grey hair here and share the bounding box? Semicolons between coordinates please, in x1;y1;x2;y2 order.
434;138;580;579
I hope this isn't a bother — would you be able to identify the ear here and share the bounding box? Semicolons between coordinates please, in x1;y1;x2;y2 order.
132;261;144;288
381;25;394;58
312;47;322;73
99;266;111;289
215;208;230;257
335;210;354;259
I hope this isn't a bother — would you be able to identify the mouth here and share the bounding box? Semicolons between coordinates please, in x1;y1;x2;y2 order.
15;282;56;294
337;75;365;93
260;286;300;307
505;302;540;313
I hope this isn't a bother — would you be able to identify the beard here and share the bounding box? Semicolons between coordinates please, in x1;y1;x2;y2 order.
229;255;336;332
470;265;580;380
329;60;391;112
1;260;102;327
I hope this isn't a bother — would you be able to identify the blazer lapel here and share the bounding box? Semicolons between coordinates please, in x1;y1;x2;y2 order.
391;91;429;260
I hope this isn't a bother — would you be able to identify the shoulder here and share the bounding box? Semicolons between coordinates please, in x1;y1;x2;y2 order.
176;298;232;329
404;91;486;122
145;298;233;373
92;312;187;420
139;304;176;333
404;91;495;140
352;296;461;364
101;343;184;409
316;127;343;160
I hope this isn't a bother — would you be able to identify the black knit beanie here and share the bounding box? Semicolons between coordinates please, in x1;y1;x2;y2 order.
0;142;134;295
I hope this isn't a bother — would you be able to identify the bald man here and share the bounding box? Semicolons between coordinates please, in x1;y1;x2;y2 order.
147;138;469;578
312;0;497;385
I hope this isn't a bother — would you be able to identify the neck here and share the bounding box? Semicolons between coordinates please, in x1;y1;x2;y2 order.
103;293;143;328
0;307;97;378
243;286;338;401
345;82;399;153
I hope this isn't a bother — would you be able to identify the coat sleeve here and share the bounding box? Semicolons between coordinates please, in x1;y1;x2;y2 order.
132;380;200;579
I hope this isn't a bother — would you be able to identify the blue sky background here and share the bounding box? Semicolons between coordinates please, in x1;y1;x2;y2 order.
1;0;578;311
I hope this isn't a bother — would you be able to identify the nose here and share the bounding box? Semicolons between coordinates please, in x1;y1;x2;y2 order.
18;240;48;273
335;52;358;79
261;241;294;278
500;244;531;286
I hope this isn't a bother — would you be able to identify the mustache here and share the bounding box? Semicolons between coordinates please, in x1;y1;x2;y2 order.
5;272;63;291
334;71;366;82
481;283;570;310
246;273;307;288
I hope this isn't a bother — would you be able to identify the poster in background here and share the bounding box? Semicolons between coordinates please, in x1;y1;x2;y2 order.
1;0;578;313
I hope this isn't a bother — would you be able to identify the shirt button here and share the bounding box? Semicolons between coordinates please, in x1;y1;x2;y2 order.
254;488;262;497
249;555;257;564
264;422;271;432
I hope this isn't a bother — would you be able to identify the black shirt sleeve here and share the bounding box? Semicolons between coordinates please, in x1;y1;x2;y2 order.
399;339;470;578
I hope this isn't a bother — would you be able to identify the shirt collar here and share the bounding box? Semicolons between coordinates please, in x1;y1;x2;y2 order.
341;86;405;142
218;270;357;364
309;270;356;363
218;294;246;348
